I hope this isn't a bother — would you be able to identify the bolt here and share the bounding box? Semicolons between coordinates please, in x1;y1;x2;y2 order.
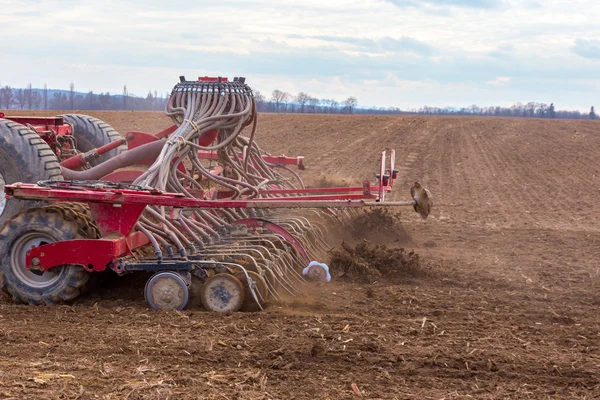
127;133;134;140
32;257;40;266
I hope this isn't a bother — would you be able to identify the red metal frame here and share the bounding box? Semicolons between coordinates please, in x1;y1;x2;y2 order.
6;155;405;274
4;116;73;147
3;108;405;275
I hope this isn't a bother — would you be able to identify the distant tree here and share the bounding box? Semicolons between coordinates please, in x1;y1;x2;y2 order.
0;86;14;109
271;90;290;112
43;83;48;110
51;92;68;109
99;92;112;110
328;99;339;113
296;92;310;113
146;90;154;109
535;103;548;118
123;85;128;110
548;103;556;118
69;83;75;110
32;91;42;109
308;97;320;113
344;96;358;114
86;91;95;109
25;83;33;109
74;94;84;109
590;106;596;120
14;88;26;109
254;91;266;111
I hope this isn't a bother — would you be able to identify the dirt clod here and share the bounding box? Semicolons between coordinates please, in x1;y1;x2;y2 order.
329;241;424;283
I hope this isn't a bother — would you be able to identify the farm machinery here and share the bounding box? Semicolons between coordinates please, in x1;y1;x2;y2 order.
0;76;432;312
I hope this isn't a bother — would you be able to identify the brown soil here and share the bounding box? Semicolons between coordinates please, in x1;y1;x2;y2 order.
329;241;424;283
1;111;600;399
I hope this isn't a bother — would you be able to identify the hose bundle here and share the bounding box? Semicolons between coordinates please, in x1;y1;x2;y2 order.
133;77;300;257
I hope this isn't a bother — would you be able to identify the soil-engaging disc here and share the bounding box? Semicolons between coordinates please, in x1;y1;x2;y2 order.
145;272;189;311
200;273;244;313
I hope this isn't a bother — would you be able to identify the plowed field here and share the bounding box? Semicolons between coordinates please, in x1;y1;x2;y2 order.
1;111;599;399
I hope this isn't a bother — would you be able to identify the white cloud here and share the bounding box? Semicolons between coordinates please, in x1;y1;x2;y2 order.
0;0;599;111
487;76;512;86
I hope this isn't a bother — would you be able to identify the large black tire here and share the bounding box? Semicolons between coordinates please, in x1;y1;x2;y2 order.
0;119;63;229
59;114;127;166
0;205;93;305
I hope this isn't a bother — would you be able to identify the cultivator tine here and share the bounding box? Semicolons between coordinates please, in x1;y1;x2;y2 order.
269;216;330;257
199;238;305;299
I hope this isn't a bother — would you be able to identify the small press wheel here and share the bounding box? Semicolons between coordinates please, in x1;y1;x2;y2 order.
200;273;244;313
233;270;269;312
144;272;189;311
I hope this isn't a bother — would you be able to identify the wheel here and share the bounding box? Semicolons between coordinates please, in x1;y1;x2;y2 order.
0;206;91;305
0;119;63;229
59;114;127;166
144;272;189;311
233;270;269;312
200;273;245;313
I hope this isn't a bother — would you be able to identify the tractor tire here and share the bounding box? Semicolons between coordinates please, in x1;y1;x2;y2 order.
0;205;93;305
59;114;127;166
0;119;63;229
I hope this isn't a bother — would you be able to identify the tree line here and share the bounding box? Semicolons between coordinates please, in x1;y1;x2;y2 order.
254;90;359;114
392;103;597;120
0;82;168;111
258;90;597;120
1;82;597;120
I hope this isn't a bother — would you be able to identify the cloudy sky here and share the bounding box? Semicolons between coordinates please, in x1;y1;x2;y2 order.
1;0;599;110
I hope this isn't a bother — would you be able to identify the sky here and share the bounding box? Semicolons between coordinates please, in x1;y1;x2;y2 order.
1;0;599;111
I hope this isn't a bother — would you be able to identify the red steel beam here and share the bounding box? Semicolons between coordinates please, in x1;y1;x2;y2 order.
6;183;405;209
4;116;65;126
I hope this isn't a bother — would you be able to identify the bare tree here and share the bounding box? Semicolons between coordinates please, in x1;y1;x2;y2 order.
281;92;291;112
123;85;128;110
308;97;320;113
271;90;290;112
24;83;33;110
99;92;112;110
146;90;155;110
32;91;42;110
85;91;96;109
254;91;266;112
43;83;48;110
296;92;310;113
328;99;339;113
549;103;556;118
15;88;26;109
51;92;68;109
1;86;14;109
69;83;75;110
344;96;358;114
